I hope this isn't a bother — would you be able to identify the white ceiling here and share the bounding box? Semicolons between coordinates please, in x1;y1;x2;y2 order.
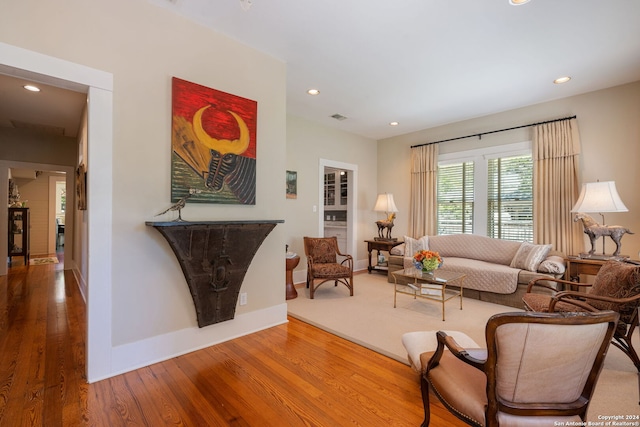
1;0;639;141
0;74;86;138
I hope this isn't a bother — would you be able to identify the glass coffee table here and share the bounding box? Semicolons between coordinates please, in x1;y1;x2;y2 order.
391;268;466;321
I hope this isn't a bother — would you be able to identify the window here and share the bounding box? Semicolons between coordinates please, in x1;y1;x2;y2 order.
437;162;474;235
436;142;533;242
487;155;533;241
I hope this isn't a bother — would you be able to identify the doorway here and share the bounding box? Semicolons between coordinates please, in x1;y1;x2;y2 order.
0;42;114;382
53;177;66;252
3;163;74;268
319;159;358;256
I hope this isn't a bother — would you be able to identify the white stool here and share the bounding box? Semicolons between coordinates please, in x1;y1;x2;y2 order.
402;330;480;372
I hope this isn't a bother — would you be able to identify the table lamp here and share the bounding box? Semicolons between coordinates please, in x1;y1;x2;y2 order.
373;193;398;241
571;181;632;259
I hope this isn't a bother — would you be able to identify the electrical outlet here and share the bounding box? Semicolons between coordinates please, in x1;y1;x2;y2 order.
240;292;247;306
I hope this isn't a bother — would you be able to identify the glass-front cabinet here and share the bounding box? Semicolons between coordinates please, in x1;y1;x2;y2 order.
8;207;29;266
324;170;348;210
324;172;336;207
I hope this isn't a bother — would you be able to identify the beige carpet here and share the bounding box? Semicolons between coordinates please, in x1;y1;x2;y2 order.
287;272;639;419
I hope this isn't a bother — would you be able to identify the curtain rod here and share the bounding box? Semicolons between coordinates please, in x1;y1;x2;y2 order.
410;115;577;148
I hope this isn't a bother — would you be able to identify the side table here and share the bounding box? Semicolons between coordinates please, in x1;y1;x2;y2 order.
565;256;640;282
564;257;607;282
365;239;403;274
285;255;300;300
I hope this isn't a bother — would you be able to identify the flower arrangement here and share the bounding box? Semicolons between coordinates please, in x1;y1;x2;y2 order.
413;250;442;272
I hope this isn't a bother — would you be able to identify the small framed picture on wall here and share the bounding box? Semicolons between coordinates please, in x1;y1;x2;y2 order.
286;170;297;199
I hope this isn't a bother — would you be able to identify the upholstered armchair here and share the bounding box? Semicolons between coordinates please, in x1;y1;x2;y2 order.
420;311;619;427
522;260;640;404
303;236;353;299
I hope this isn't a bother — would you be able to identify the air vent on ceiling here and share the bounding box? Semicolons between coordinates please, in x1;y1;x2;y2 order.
10;120;65;136
330;114;348;121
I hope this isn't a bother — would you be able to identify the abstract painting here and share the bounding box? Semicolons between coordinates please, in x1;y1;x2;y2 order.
171;77;257;204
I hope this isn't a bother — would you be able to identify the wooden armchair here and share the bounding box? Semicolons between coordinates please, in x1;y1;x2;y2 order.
420;311;619;427
303;236;353;299
522;260;640;404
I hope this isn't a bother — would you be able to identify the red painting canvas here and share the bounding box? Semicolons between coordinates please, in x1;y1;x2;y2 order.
171;77;257;204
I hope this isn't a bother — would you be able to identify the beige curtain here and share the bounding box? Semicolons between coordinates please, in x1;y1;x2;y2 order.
533;118;583;255
409;144;438;238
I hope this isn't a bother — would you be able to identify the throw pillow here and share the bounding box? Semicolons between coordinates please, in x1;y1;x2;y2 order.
510;242;552;272
404;235;429;257
538;255;566;274
590;260;640;312
390;243;404;256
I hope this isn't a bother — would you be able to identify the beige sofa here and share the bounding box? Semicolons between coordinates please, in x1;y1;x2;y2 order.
388;234;566;309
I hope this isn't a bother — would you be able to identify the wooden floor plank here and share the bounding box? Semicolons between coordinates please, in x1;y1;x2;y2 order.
0;258;466;426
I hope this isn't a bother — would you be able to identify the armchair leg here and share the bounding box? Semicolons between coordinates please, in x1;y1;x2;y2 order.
420;373;431;427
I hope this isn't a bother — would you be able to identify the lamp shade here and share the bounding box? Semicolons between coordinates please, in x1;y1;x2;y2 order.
373;193;398;213
571;181;628;213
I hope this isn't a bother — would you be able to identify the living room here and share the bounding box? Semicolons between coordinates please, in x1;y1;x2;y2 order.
0;0;639;400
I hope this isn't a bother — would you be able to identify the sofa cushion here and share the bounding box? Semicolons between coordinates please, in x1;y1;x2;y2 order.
403;235;429;258
429;234;521;266
390;243;404;256
430;257;520;294
538;255;566;275
510;242;552;272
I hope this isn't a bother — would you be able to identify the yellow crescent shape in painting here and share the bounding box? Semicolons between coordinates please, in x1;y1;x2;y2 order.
192;106;250;155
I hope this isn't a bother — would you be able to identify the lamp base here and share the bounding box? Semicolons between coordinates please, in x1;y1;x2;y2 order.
374;237;397;242
578;253;630;261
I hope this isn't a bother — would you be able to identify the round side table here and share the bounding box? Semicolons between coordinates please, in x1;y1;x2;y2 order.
285;255;300;300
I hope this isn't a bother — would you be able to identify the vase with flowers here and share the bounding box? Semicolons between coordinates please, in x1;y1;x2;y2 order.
413;250;442;274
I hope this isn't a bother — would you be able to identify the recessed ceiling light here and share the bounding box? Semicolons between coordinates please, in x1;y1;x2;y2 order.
509;0;530;5
307;89;320;95
389;121;399;126
23;84;41;92
553;76;571;84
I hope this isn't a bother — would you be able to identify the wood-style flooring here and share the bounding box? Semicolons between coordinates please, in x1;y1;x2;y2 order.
0;258;465;426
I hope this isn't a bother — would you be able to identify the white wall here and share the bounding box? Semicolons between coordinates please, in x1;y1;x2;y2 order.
379;81;640;259
0;0;287;380
285;115;378;279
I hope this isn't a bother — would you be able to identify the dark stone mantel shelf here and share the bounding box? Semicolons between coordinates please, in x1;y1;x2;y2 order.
146;220;283;327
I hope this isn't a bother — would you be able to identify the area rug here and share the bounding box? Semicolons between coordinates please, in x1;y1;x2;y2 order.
29;256;59;265
287;272;639;419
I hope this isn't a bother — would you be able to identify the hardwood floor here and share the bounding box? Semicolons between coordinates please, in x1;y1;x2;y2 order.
0;260;465;426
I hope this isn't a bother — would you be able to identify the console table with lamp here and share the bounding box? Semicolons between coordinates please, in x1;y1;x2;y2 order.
568;180;637;282
367;193;402;274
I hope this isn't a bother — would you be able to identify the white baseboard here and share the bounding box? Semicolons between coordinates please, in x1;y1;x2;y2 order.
72;264;88;303
104;303;288;381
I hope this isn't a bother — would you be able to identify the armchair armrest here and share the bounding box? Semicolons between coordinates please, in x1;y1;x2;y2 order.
426;331;486;372
550;289;640;312
548;291;599;312
526;277;592;293
336;247;351;257
336;250;353;268
306;255;315;267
